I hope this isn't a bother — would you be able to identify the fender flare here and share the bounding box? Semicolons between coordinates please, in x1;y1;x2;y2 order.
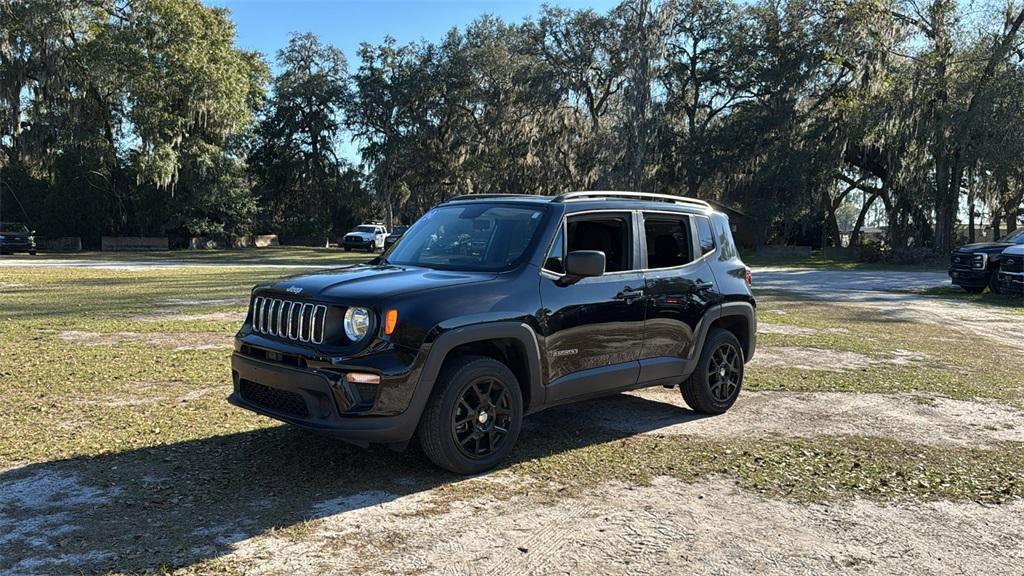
683;301;757;379
407;321;544;417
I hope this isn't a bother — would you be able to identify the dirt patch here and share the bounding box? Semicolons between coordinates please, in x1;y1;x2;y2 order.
157;298;249;307
129;311;246;323
585;388;1024;449
758;322;850;336
749;346;927;371
226;476;1024;576
0;469;119;573
58;330;232;351
72;380;217;407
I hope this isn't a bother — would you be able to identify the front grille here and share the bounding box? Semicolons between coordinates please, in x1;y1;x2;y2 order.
1002;256;1023;273
239;379;309;417
251;296;327;344
950;253;971;269
345;235;364;243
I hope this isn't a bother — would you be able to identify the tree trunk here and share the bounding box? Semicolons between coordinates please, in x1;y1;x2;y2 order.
967;164;976;244
850;192;879;247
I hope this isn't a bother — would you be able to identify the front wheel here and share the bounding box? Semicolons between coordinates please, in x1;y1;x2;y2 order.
417;355;523;474
989;272;1002;294
681;328;744;414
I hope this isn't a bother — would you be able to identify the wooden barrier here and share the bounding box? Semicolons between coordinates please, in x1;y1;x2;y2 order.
755;245;811;258
822;246;862;261
41;237;82;252
254;234;279;247
101;236;169;251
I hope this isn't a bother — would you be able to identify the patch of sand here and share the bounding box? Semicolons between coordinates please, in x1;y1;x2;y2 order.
58;330;232;351
749;346;927;371
227;476;1024;576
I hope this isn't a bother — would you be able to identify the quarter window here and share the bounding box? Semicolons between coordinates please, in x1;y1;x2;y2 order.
695;216;716;255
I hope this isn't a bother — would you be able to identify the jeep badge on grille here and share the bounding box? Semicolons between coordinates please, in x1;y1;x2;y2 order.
286;285;303;294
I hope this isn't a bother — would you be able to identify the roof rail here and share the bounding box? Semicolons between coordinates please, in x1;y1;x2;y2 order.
445;194;540;202
554;191;712;210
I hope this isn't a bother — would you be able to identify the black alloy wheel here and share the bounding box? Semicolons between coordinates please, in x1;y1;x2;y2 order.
707;341;742;403
451;376;514;459
418;355;523;474
681;327;744;414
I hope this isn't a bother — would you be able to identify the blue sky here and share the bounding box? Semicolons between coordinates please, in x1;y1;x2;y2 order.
206;0;620;163
208;1;620;66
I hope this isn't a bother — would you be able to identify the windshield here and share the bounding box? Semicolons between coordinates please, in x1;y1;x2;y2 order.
355;226;378;233
0;223;29;234
385;204;547;271
999;229;1024;243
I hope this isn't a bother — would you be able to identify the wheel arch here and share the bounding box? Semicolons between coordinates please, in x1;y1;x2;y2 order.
704;301;757;363
417;322;544;414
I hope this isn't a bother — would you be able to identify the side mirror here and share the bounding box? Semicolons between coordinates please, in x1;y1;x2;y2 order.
564;250;605;278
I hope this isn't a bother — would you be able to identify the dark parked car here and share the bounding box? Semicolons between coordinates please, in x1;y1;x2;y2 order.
998;244;1024;297
384;225;410;250
0;222;36;255
229;192;756;473
949;229;1024;293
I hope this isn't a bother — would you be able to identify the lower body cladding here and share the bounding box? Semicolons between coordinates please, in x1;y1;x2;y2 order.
999;271;1024;297
228;352;428;449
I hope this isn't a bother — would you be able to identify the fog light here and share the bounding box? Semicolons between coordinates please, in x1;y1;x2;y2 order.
345;372;380;384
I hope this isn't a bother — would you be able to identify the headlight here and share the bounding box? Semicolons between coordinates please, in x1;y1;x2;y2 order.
343;307;372;341
971;253;987;270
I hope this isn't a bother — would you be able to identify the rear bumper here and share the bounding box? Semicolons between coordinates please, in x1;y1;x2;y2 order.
229;353;422;445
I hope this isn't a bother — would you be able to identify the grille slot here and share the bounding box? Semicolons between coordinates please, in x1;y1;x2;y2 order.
251;296;327;344
239;379;309;418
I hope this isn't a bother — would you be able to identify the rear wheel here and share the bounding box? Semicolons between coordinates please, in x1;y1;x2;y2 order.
417;355;523;474
681;328;744;414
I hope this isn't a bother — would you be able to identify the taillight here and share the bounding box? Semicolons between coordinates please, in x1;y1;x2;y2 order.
745;268;752;287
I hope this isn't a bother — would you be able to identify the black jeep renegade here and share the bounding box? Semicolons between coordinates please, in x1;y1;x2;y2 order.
229;192;756;474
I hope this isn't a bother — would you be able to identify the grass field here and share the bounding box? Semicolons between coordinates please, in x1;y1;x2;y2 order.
1;258;1022;574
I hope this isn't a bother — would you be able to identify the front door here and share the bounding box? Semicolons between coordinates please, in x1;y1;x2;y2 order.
538;212;646;403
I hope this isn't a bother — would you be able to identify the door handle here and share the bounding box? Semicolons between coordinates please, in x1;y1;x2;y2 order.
616;286;645;301
692;280;714;292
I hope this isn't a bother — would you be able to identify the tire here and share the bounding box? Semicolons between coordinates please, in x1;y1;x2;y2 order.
681;328;744;414
29;251;36;256
989;271;1002;294
417;354;523;474
962;285;985;294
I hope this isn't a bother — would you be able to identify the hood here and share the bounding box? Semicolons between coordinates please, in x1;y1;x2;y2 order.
261;264;497;300
956;242;1012;254
1002;244;1024;256
344;231;377;240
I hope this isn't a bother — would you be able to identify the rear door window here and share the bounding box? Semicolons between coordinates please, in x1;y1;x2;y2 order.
642;214;695;269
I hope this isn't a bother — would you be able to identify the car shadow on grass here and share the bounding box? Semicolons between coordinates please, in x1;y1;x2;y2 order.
0;392;710;574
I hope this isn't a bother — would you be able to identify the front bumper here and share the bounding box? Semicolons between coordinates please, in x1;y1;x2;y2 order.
342;238;376;250
998;271;1024;297
229;352;423;445
0;240;35;252
948;267;988;286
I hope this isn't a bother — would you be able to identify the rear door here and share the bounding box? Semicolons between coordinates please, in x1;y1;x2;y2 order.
538;211;646;402
638;211;721;384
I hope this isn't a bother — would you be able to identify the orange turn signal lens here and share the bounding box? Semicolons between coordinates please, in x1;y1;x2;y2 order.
384;309;398;335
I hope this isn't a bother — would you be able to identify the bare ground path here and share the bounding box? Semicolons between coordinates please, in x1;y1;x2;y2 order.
2;262;1022;575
